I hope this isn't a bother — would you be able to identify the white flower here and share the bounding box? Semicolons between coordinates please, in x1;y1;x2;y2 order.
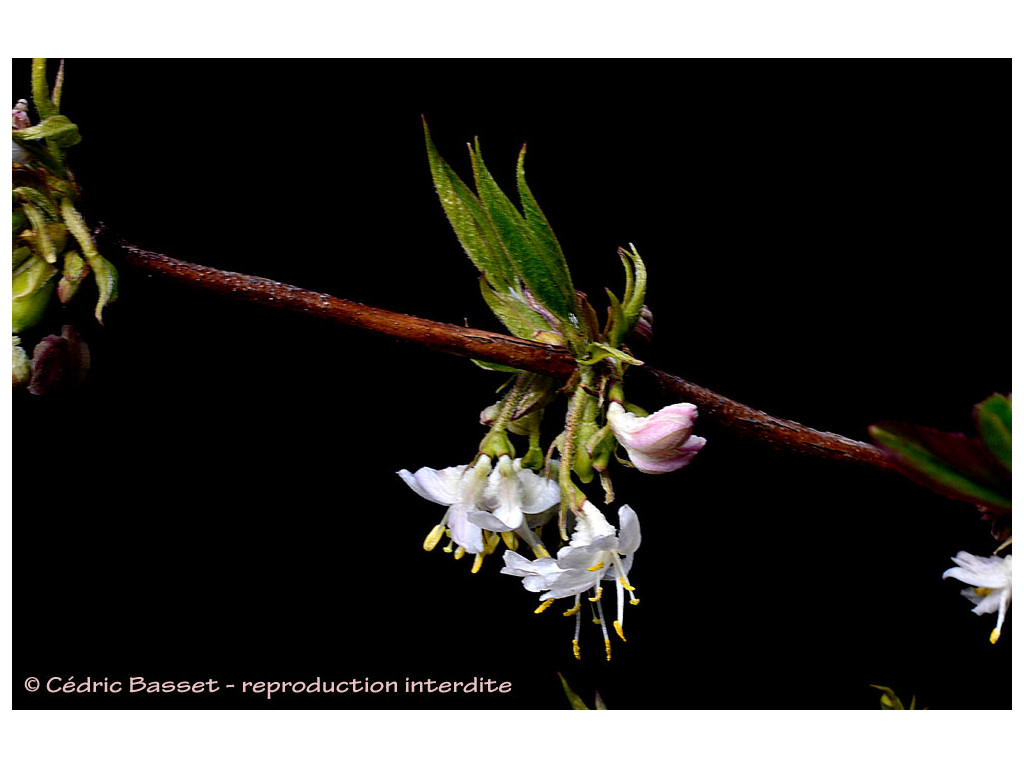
501;501;641;660
468;455;561;533
399;455;493;555
399;455;560;558
943;551;1012;644
606;401;706;474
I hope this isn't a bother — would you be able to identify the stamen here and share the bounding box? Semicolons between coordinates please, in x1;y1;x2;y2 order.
422;524;446;552
572;639;581;660
588;561;606;572
629;597;640;606
974;587;994;597
563;602;582;617
535;598;555;614
619;578;636;591
613;620;626;642
990;627;1002;644
483;531;501;555
471;553;485;573
453;546;466;560
594;597;612;661
500;531;519;551
588;586;604;602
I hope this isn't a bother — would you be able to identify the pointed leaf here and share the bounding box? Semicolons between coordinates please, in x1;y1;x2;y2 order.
13;115;81;148
556;672;590;710
517;146;578;315
423;120;512;291
472;141;576;325
60;198;119;324
479;275;553;340
869;422;1011;512
974;394;1011;472
31;59;58;119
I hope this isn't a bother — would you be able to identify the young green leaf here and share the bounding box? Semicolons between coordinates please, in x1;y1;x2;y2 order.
423;120;512;292
516;146;578;315
471;141;576;326
13;115;81;148
974;394;1011;472
556;672;590;710
60;198;119;324
869;422;1011;513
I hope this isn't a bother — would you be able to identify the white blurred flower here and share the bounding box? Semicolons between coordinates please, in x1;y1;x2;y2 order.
943;551;1012;644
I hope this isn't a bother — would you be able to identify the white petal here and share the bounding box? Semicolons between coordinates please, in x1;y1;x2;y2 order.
397;465;466;505
447;502;484;553
616;505;641;554
518;468;562;514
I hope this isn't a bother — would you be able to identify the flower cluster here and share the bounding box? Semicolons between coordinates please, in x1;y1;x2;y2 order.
399;131;707;660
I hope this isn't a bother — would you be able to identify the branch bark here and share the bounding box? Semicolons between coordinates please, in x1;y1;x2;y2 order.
99;227;893;473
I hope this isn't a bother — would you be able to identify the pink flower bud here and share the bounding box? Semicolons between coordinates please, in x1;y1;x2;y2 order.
606;401;706;474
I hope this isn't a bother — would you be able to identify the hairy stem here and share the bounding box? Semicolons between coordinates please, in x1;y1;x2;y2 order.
98;227;892;473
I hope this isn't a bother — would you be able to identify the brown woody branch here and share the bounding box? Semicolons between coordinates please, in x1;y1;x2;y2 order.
100;228;892;473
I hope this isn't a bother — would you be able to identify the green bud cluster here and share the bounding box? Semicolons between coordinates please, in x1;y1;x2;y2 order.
12;59;119;394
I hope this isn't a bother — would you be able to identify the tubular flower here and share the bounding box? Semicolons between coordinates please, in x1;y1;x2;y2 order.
468;455;561;533
399;456;493;555
399;456;561;559
943;552;1012;644
606;401;706;474
501;502;641;660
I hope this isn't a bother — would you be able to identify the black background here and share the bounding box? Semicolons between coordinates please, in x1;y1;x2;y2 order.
13;59;1009;710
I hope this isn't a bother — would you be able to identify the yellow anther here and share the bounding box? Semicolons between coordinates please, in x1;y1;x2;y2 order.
619;578;636;591
990;627;1002;644
563;603;582;617
483;531;500;555
629;597;640;606
422;524;446;552
572;639;581;660
974;587;994;597
588;561;606;572
534;545;552;558
592;617;602;625
453;546;466;560
604;638;612;661
613;620;626;642
471;553;485;574
500;531;518;551
588;587;603;602
535;598;555;614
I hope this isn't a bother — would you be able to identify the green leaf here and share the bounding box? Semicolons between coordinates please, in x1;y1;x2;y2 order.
13;187;60;221
470;359;523;373
578;342;643;367
556;672;590;710
471;141;576;326
974;394;1011;472
60;198;119;324
13;115;81;148
515;146;578;319
869;422;1011;512
870;684;905;710
478;275;553;340
31;59;58;120
422;120;513;291
19;202;58;264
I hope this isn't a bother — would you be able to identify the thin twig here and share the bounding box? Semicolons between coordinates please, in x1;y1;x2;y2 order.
99;227;893;473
